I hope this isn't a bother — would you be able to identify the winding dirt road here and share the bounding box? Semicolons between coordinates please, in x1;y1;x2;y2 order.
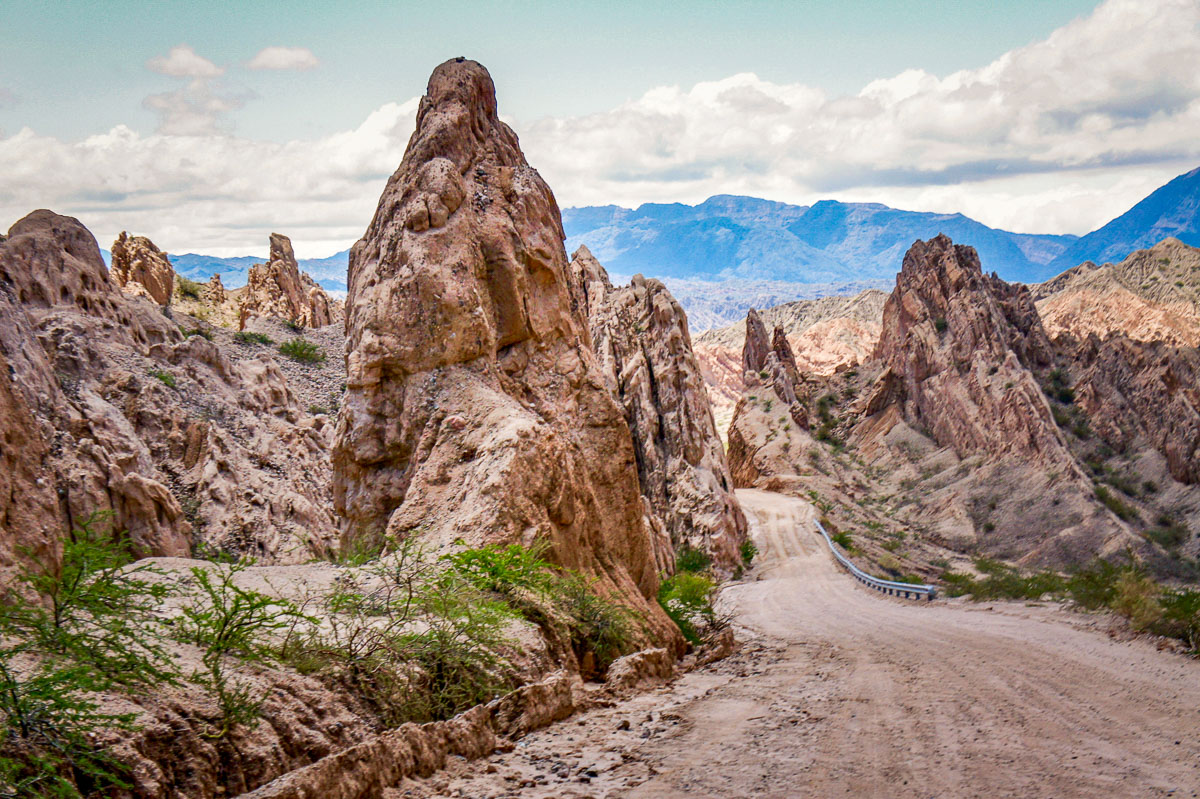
394;489;1200;798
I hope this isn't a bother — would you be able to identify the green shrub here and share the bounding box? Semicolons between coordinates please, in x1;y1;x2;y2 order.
149;369;176;388
234;331;273;345
1094;485;1136;521
675;546;712;575
177;561;310;738
1146;522;1188;550
176;276;204;300
555;573;633;672
657;572;717;645
934;317;948;333
279;338;325;364
1157;589;1200;652
831;531;854;551
0;512;178;794
443;541;557;597
183;327;212;340
739;540;758;566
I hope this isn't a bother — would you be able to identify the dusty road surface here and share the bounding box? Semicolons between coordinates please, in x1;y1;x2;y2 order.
393;489;1200;799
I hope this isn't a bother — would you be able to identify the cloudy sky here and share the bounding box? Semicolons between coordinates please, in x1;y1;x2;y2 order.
2;0;1198;256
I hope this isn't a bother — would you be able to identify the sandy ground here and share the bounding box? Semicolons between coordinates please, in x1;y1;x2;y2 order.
391;489;1200;799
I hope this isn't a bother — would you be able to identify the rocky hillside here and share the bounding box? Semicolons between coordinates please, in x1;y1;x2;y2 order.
568;245;747;573
1033;238;1200;347
694;289;885;437
726;234;1199;578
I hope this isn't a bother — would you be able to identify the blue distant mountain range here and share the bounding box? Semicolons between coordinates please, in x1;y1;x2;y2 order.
562;165;1200;286
99;165;1200;295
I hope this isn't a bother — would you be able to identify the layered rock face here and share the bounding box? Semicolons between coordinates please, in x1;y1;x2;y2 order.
1033;238;1200;348
863;235;1068;465
0;211;339;565
694;289;884;436
567;245;747;573
239;233;342;330
333;59;676;638
111;231;176;305
207;273;226;304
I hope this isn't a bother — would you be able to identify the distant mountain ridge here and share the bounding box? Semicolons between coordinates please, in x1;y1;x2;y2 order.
564;195;1078;285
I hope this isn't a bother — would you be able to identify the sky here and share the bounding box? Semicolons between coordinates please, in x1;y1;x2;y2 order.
2;0;1199;257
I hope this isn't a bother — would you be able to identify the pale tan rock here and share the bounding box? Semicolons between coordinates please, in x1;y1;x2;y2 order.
1033;238;1200;347
206;273;226;304
239;233;343;330
111;231;175;305
332;59;678;645
568;245;748;573
0;210;339;564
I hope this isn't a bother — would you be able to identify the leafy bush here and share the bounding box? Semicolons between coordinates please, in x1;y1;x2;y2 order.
443;541;557;597
1146;521;1189;550
182;327;212;340
831;531;854;551
279;338;325;364
657;572;717;645
934;317;948;333
0;512;178;795
178;561;309;738
553;573;633;673
739;540;758;566
176;276;204;300
675;546;712;575
234;331;273;345
149;369;176;388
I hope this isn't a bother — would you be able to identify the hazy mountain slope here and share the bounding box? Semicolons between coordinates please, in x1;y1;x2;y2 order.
1048;166;1200;273
564;195;1077;285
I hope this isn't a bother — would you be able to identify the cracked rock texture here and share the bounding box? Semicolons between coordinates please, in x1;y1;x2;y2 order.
568;245;747;574
111;231;176;306
239;232;343;330
332;59;679;643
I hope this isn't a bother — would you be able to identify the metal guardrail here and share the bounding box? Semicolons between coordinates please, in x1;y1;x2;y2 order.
814;518;937;601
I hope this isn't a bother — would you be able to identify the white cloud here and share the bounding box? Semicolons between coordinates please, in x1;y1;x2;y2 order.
146;44;223;79
1;0;1198;253
247;46;319;71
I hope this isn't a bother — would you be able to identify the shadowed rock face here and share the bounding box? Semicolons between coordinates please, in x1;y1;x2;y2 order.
239;233;341;330
111;231;175;306
333;59;677;641
568;245;747;574
0;211;340;567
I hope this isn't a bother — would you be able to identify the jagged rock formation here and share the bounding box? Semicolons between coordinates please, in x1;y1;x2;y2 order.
111;231;176;305
1033;238;1200;348
239;233;343;330
694;290;884;436
207;273;226;304
567;245;747;573
0;210;340;565
332;59;677;641
862;235;1067;464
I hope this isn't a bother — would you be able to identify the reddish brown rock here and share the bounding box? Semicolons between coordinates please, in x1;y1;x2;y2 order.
207;273;226;304
568;245;747;573
332;59;677;643
239;233;342;330
111;231;176;305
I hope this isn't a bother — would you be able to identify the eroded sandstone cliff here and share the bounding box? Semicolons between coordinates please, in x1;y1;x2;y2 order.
332;59;678;640
239;233;343;330
0;211;340;565
111;231;176;306
567;245;747;573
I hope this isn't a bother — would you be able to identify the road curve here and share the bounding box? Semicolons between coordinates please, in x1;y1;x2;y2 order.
394;489;1200;798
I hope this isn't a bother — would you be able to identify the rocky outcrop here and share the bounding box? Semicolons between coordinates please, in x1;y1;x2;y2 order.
206;273;226;304
694;290;884;436
862;234;1066;464
332;59;677;642
239;233;342;330
568;245;747;573
1033;238;1200;348
0;210;340;566
1068;334;1200;485
110;231;176;306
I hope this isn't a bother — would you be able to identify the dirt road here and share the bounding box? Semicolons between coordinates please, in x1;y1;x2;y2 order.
393;489;1200;798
